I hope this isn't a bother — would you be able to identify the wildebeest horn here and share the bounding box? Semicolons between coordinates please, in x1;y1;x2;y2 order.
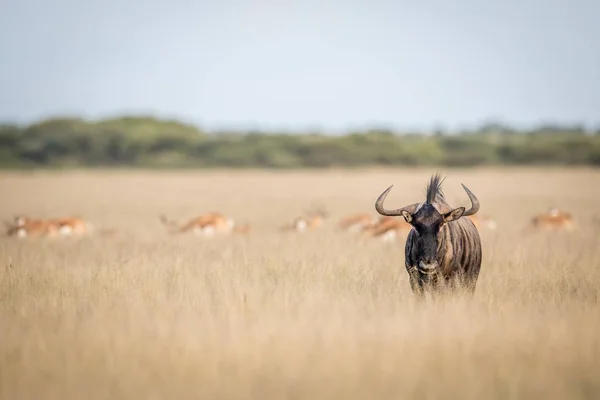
460;183;480;216
375;185;420;216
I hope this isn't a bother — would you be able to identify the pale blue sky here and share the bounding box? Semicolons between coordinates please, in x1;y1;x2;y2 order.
1;0;599;133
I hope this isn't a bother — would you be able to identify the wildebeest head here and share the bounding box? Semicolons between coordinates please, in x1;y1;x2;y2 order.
375;174;480;272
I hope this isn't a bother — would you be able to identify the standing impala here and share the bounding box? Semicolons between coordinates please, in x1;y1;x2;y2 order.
375;173;483;297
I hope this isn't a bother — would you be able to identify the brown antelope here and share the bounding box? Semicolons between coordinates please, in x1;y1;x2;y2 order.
526;207;575;232
50;216;90;237
306;206;327;228
338;212;380;232
160;212;236;236
363;215;412;241
8;215;111;238
280;217;312;232
5;216;59;239
280;208;327;233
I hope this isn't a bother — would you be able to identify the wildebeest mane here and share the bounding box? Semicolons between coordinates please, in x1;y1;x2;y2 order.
426;172;446;204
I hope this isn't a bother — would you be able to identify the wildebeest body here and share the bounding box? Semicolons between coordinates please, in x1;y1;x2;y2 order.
375;173;483;296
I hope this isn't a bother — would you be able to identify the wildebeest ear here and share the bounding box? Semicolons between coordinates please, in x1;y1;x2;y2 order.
443;207;465;223
400;210;413;224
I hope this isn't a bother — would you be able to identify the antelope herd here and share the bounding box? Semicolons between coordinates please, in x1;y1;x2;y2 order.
1;174;584;300
3;206;576;240
3;183;578;241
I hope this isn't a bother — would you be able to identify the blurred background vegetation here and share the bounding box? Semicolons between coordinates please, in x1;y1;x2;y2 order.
1;116;598;169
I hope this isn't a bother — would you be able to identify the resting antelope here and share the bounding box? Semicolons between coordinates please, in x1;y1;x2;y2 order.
50;216;90;236
338;212;380;232
8;215;110;238
5;216;59;239
375;173;482;297
362;215;412;241
160;212;235;236
280;208;327;233
526;207;575;232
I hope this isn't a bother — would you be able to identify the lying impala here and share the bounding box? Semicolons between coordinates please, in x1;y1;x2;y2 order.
362;215;412;241
5;215;59;238
338;212;380;232
280;208;327;233
160;212;236;236
51;216;90;236
526;207;575;232
7;215;96;238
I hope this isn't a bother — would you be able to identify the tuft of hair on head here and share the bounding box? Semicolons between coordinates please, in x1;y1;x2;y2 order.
425;172;446;204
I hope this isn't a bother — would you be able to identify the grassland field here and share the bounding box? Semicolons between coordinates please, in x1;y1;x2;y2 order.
1;167;599;399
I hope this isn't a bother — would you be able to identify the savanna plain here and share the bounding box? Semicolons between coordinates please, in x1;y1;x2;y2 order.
1;168;600;400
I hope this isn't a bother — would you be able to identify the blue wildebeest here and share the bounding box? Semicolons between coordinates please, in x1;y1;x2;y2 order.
375;173;482;297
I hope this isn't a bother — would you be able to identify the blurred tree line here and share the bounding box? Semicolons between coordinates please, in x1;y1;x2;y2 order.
0;116;599;168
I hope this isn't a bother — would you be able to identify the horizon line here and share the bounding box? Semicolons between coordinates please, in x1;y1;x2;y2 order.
1;110;599;134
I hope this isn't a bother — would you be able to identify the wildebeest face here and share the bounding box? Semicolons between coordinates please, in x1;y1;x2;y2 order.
402;204;465;272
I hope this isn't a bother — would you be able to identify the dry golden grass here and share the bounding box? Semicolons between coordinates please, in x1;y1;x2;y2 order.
1;167;600;399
